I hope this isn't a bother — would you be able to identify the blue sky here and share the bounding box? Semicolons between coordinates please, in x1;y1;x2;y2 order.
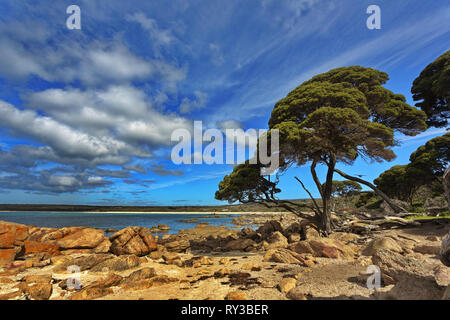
0;0;448;206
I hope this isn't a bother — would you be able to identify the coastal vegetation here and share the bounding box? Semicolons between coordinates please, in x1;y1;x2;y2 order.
216;52;450;235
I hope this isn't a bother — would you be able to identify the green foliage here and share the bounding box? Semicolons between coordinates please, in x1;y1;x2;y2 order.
215;162;280;204
355;191;377;208
322;180;362;198
216;66;428;232
270;66;427;168
412;50;450;128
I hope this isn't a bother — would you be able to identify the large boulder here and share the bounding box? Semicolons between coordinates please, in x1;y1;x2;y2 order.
110;227;157;256
256;220;283;238
0;249;15;266
371;249;430;284
290;238;356;260
266;231;288;249
362;237;403;256
24;241;60;256
224;238;256;251
164;239;190;253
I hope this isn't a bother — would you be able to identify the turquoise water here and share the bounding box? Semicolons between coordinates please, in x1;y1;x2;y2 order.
0;212;245;235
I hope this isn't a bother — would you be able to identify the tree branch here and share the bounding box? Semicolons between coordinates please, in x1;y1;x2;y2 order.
333;168;408;213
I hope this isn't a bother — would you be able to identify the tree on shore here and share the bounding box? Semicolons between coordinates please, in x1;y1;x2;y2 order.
375;133;450;204
412;50;449;128
216;66;427;234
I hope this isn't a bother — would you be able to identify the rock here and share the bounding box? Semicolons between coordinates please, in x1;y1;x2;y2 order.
242;263;260;271
413;244;441;255
256;220;283;238
283;222;301;237
328;232;360;243
384;278;444;300
110;227;157;256
441;232;450;267
56;228;105;250
149;250;164;260
90;255;141;272
288;234;301;243
198;256;214;265
267;231;288;249
362;237;403;256
23;241;60;256
162;252;183;266
120;275;174;291
225;291;247;300
70;287;114;300
0;289;23;300
215;268;231;276
158;224;170;231
286;288;307;300
93;239;112;254
123;268;157;284
303;226;320;240
426;236;440;242
0;221;29;242
69;273;122;300
290;238;356;260
24;283;52;300
434;265;450;287
372;249;430;284
0;231;15;249
164;239;190;253
264;248;315;266
225;238;256;251
0;249;16;266
36;227;83;243
53;254;114;273
279;278;296;293
219;257;230;265
309;239;356;259
289;241;315;255
22;274;52;284
0;277;14;284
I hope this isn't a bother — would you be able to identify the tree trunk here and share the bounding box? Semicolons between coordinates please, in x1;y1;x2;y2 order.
321;155;336;235
333;168;407;213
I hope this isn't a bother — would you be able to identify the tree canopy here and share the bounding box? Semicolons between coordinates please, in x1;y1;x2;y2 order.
374;133;450;203
411;50;450;128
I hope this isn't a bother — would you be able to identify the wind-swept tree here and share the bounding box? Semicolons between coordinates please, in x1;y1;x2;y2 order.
217;66;427;234
411;50;450;128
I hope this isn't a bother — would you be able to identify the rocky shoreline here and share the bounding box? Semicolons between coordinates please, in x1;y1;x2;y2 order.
0;212;449;300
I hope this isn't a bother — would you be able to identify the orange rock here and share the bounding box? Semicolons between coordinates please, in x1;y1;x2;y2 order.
0;231;15;249
0;249;15;266
24;241;60;256
0;221;28;241
56;228;105;249
110;227;157;256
